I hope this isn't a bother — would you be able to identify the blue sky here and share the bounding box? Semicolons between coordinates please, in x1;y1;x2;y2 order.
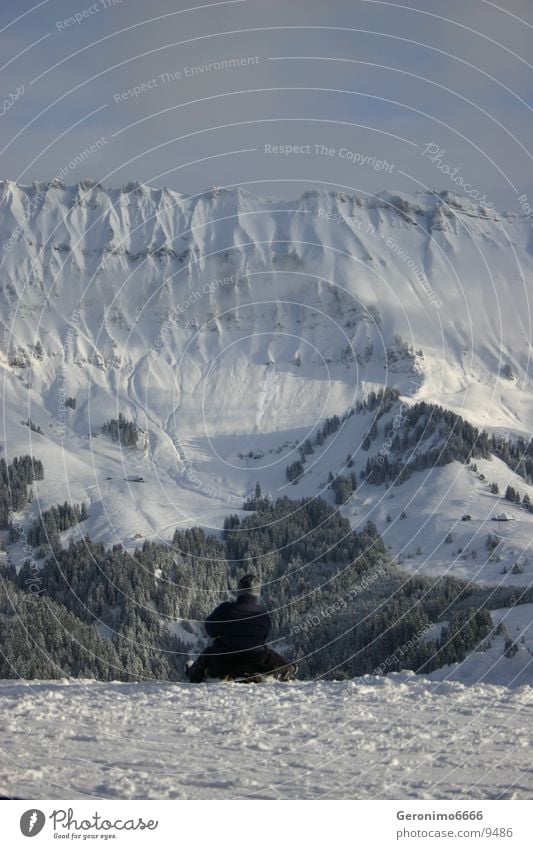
1;0;532;210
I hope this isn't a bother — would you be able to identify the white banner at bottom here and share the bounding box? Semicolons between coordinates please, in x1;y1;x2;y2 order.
3;799;532;848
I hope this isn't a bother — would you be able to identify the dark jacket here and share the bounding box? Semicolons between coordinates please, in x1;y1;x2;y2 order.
205;593;272;652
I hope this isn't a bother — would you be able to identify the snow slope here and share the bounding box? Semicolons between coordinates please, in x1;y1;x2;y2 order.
427;604;533;688
0;675;531;800
344;456;533;586
2;183;532;437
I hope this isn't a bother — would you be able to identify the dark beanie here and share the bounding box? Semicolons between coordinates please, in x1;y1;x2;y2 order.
237;574;261;597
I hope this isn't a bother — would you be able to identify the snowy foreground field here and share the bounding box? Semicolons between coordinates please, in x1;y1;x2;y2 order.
1;675;532;800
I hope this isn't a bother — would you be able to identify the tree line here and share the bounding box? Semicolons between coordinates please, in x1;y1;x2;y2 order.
0;455;44;528
1;454;531;682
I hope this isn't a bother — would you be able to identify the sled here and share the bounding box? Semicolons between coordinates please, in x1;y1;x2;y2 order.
186;658;297;683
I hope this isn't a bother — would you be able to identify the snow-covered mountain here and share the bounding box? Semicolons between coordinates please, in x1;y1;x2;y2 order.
1;180;532;573
2;181;532;425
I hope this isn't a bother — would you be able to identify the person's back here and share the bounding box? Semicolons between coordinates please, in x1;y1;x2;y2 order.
205;592;271;653
185;574;296;682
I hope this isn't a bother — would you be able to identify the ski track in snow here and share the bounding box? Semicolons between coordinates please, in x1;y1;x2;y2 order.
0;675;531;800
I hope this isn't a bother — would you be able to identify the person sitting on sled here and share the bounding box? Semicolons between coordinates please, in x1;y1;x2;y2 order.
185;574;296;682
